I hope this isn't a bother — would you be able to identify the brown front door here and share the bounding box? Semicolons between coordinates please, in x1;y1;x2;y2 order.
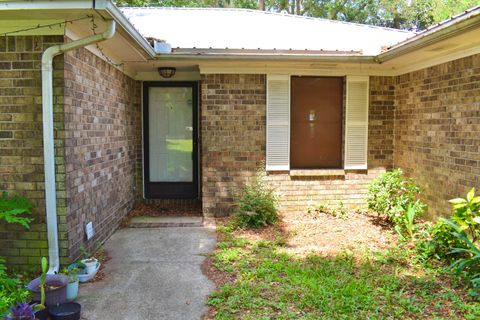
290;76;343;169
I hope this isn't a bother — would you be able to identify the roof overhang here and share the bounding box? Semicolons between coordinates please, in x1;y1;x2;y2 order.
377;5;480;63
0;0;155;58
0;1;479;78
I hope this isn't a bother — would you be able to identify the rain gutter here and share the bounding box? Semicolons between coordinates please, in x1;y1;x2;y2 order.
42;19;116;274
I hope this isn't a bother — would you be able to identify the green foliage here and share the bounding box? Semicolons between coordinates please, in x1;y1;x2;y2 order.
444;219;480;296
309;201;350;219
234;170;278;228
395;201;421;241
449;188;480;242
208;220;480;319
115;0;257;8
0;259;31;316
367;169;425;237
430;188;480;260
0;192;33;229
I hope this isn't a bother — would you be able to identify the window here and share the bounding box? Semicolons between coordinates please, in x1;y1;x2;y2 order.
266;74;369;171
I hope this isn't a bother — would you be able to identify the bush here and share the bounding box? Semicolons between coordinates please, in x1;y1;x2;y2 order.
0;259;31;316
0;193;33;315
367;169;425;236
235;170;278;228
430;188;480;260
444;219;480;296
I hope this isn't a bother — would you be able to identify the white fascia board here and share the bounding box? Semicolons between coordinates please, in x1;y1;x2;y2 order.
100;1;156;58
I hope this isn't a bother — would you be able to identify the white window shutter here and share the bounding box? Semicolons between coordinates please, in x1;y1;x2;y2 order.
345;76;369;170
266;74;290;171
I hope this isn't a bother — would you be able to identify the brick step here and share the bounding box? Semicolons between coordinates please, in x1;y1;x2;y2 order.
128;216;204;228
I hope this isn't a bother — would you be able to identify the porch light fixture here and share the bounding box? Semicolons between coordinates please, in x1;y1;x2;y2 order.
158;67;176;78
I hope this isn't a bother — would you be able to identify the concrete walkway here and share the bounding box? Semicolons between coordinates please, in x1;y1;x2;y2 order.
77;225;216;320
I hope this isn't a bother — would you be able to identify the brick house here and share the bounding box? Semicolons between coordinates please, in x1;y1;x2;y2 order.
0;1;479;270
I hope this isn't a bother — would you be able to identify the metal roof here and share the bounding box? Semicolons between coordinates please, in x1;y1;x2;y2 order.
121;7;415;56
387;5;480;50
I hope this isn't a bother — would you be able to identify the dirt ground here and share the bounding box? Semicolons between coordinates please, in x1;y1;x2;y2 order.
278;210;396;256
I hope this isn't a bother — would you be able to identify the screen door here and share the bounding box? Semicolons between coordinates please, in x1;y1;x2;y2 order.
143;82;198;198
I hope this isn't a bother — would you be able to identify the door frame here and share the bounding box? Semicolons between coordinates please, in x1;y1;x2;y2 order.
143;81;199;199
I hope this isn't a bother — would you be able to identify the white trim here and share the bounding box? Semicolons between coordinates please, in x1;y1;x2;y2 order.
390;46;480;75
199;64;397;76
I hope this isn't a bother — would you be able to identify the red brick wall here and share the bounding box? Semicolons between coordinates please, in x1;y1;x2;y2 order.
63;46;141;260
200;74;394;216
394;54;480;218
0;35;66;269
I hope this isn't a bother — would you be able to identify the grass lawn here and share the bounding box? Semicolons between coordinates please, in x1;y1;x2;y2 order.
205;213;480;319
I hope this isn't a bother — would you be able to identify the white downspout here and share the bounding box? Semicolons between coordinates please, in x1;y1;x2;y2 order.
42;20;116;274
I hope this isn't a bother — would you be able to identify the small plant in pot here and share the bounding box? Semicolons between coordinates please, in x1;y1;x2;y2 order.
27;257;68;310
61;267;79;302
79;246;98;275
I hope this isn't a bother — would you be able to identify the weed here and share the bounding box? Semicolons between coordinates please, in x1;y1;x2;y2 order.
234;169;279;228
309;201;350;220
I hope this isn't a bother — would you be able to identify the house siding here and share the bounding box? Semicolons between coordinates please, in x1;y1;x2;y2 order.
0;35;68;269
63;46;141;261
200;74;394;216
394;53;480;218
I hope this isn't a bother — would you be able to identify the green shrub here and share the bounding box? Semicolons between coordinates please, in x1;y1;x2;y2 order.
0;192;33;229
235;170;278;228
430;188;480;260
444;219;480;296
0;259;31;315
0;193;33;314
367;169;425;236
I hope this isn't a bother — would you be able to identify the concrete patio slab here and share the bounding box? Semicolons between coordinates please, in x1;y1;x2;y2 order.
77;226;216;320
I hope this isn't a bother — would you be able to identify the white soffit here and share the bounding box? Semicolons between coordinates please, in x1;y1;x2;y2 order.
121;7;414;56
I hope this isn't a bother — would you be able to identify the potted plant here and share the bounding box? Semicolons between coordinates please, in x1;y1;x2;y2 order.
79;246;98;275
61;267;79;302
80;257;98;275
3;302;34;320
27;257;68;308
